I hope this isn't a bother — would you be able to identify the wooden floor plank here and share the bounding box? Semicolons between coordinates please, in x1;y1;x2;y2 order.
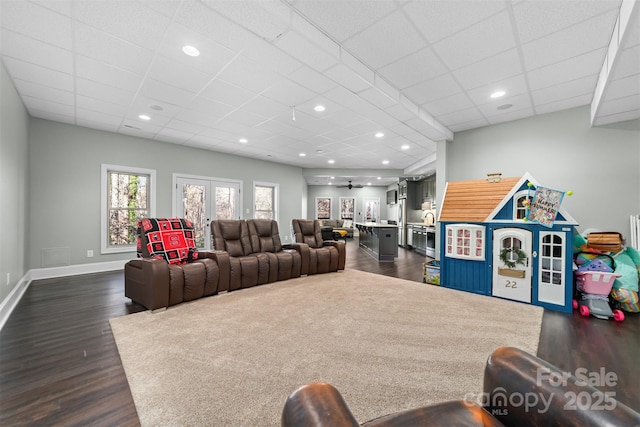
1;239;637;425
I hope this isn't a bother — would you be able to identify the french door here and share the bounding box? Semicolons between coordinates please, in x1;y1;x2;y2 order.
175;177;241;250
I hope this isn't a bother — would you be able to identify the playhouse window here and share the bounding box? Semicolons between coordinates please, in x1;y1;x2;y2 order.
445;224;485;260
539;232;564;285
513;191;531;220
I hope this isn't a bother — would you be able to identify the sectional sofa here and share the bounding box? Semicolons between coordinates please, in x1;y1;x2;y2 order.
124;218;345;310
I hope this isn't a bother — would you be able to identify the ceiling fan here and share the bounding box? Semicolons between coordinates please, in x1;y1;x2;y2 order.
336;180;363;190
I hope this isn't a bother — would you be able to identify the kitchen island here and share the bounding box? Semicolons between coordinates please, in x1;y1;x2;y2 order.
356;222;398;262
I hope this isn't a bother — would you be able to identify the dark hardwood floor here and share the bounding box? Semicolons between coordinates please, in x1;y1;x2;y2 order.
1;239;638;425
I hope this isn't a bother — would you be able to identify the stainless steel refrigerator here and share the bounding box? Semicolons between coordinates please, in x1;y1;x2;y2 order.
397;198;407;247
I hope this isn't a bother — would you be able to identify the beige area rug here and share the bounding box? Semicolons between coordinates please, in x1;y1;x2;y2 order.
110;269;543;426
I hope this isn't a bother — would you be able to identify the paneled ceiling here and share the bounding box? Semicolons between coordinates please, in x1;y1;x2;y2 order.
1;0;638;187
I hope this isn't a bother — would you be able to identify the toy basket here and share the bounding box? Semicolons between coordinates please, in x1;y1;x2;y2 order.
575;271;620;295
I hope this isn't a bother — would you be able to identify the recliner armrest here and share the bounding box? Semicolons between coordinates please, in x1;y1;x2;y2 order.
199;250;231;292
322;241;346;270
124;258;170;310
290;243;310;275
483;347;640;426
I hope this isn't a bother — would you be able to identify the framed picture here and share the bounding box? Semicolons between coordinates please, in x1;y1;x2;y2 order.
363;197;380;222
315;197;331;219
339;197;355;220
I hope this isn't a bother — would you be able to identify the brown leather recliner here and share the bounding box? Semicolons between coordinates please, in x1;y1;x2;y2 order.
211;219;270;290
124;218;230;310
248;219;302;281
291;219;345;275
281;346;640;427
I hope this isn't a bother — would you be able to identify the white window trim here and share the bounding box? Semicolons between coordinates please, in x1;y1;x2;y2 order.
101;164;156;254
253;181;279;222
513;190;531;221
445;223;486;261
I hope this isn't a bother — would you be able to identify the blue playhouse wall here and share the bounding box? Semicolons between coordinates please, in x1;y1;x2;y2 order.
439;188;575;313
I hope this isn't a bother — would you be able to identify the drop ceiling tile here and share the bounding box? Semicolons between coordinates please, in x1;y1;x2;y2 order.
30;0;72;17
535;93;593;115
486;107;536;125
448;118;489;132
1;1;73;49
224;109;270;127
610;44;640;80
527;49;605;90
377;47;448;90
74;0;170;50
357;87;397;109
76;95;129;118
12;78;74;106
404;0;506;43
75;55;142;92
453;48;523;90
324;63;372;93
156;22;238;75
477;93;533;117
147;55;215;94
139;78;197;108
593;108;640;126
287;66;338;94
433;11;516;71
29;108;75;124
385;103;417;122
513;0;622;44
242;38;303;76
274;30;339;72
521;10;617;71
75;108;123;127
175;1;254;52
421;92;475;117
531;75;597;105
261;79;318;107
202;0;290;43
597;93;640;116
76;78;135;107
74;23;155;76
603;74;640;101
466;75;529;105
155;128;193;143
179;99;233;124
1;57;74;91
217;55;282;94
139;0;181;18
200;79;257;108
288;0;397;42
434;106;484;127
1;29;73;74
343;10;424;69
21;95;74;115
240;95;289;118
405;73;463;105
75;118;119;133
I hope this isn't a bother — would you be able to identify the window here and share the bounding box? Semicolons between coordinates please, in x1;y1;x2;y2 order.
254;182;278;220
445;224;485;260
101;164;155;254
513;190;531;220
540;232;564;285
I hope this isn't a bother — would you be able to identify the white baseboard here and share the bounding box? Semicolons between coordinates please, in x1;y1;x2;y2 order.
0;260;129;331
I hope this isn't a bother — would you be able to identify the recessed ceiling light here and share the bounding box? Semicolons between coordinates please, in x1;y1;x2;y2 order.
367;182;372;186
375;132;384;138
314;105;325;112
377;177;381;180
299;153;306;157
182;45;200;57
490;90;506;99
328;159;335;164
138;114;150;121
401;144;410;150
239;138;248;143
382;160;390;165
330;176;335;179
497;104;513;110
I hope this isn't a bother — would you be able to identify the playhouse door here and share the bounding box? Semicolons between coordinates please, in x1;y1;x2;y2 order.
492;228;532;303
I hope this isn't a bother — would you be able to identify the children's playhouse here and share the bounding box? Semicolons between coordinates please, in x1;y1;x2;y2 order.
438;173;578;312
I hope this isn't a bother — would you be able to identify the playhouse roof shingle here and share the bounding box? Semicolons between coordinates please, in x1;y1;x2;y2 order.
439;176;522;222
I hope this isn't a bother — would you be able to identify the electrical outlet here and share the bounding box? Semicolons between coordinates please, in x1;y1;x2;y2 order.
87;250;94;258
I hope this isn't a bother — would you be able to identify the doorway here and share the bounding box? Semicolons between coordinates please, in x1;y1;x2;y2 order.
174;176;241;250
492;228;532;303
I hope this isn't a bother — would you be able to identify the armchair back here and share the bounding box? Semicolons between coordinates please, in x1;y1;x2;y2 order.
211;219;252;256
